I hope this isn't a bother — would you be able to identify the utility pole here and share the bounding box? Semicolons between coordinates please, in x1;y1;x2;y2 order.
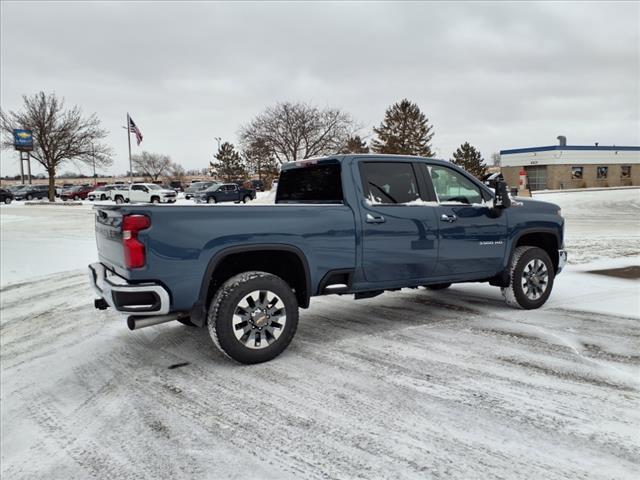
92;143;97;185
214;137;222;151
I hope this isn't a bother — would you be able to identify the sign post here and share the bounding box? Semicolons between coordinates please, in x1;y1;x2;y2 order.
13;129;34;185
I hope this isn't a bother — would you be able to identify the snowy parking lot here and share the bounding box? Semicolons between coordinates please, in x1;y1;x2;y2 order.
1;188;639;479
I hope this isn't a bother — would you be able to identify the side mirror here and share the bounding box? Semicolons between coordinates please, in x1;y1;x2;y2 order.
493;180;511;209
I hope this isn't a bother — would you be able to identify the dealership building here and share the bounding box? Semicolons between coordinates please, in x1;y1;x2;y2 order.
500;136;640;191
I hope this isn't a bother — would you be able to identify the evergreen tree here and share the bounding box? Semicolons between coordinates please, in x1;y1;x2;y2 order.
242;138;279;182
372;99;434;156
211;142;246;181
340;135;369;154
450;142;487;179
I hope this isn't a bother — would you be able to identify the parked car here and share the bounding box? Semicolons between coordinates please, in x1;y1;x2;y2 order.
184;181;216;199
61;185;95;201
14;185;49;201
194;183;256;204
0;188;14;204
251;180;265;192
88;184;123;201
111;183;178;204
169;180;183;192
89;154;566;364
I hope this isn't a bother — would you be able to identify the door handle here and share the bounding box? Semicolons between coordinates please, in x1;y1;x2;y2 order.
440;214;457;223
366;213;386;224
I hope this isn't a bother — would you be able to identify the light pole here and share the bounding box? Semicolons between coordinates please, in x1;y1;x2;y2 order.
214;137;222;152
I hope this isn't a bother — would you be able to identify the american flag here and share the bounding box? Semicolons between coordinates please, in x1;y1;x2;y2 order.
128;114;143;145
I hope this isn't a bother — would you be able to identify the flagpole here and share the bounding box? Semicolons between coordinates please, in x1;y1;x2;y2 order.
127;113;133;184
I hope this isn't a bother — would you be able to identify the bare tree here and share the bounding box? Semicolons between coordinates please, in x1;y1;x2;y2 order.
167;161;186;184
239;101;356;164
132;151;172;182
1;92;112;200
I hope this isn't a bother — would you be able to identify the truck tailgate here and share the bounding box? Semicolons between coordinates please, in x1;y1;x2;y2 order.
95;207;126;272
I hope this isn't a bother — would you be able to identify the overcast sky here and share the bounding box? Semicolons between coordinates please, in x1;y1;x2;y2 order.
1;1;638;176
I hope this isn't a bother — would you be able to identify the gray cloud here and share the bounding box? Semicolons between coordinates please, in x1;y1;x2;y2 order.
1;1;638;175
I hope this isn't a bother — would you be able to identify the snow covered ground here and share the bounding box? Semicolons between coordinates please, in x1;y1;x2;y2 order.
1;188;638;479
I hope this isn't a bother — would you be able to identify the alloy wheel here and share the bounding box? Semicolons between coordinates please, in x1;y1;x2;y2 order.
521;259;549;300
232;290;287;350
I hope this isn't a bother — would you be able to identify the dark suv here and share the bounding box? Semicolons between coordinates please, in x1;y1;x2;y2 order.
0;188;14;204
13;185;49;201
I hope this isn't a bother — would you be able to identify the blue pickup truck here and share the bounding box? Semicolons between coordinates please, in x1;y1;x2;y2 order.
89;155;566;364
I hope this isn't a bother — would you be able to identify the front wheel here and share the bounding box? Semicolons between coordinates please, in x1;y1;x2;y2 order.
4;197;12;205
26;194;33;201
208;271;299;364
501;246;555;309
100;194;107;201
151;196;160;204
74;195;80;201
114;195;124;205
207;196;216;204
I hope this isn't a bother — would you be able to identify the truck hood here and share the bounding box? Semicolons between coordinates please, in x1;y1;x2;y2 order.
512;196;561;214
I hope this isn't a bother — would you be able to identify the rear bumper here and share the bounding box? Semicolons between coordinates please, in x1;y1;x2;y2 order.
88;262;170;315
557;249;568;273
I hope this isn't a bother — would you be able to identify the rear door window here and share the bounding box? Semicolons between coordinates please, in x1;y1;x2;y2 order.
359;162;421;204
276;163;343;204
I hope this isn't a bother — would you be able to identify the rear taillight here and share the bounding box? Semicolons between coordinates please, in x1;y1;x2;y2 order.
122;214;151;268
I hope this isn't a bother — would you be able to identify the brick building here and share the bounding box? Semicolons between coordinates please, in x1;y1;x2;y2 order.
500;136;639;191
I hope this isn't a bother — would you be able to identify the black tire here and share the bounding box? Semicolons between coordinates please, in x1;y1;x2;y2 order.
4;197;12;205
100;194;107;201
242;195;251;204
26;194;33;201
74;195;80;201
207;196;216;204
425;283;451;290
115;196;124;205
208;271;299;364
502;246;555;309
151;196;160;204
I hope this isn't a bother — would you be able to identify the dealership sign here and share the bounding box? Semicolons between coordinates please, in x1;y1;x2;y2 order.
13;129;34;151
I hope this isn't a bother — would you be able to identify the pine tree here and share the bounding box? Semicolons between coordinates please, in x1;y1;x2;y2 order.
450;142;487;179
372;99;435;156
340;135;369;154
243;138;279;182
211;142;246;181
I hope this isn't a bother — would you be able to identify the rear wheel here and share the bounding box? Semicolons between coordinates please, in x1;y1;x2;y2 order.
26;194;33;201
114;195;124;204
208;271;299;364
151;196;160;204
4;197;12;204
207;196;216;204
425;283;451;290
74;195;80;201
502;246;555;309
242;195;251;203
100;194;107;201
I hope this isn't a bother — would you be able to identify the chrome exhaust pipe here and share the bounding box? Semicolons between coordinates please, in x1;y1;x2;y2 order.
127;314;179;331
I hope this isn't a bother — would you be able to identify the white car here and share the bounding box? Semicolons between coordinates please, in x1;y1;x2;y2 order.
111;183;178;204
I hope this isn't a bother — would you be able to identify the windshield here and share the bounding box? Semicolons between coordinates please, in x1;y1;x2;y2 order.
147;184;162;190
204;183;221;192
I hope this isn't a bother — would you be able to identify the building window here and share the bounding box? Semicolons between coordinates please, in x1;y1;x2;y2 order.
571;166;583;179
597;166;608;179
621;165;631;179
